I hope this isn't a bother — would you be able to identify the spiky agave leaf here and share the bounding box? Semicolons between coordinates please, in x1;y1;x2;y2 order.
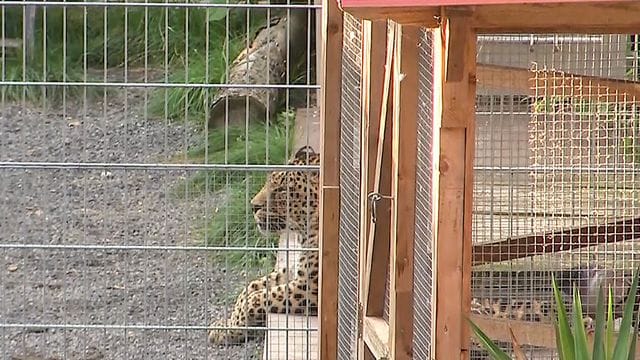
571;284;591;360
553;275;576;360
468;319;513;360
592;285;606;360
612;268;640;360
606;288;615;359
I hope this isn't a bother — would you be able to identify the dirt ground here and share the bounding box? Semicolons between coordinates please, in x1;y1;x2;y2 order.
0;91;265;359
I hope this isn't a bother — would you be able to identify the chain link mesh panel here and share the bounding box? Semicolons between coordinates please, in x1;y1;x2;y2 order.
337;12;362;360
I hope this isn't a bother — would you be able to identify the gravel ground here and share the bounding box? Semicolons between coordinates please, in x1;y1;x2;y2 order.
0;91;264;359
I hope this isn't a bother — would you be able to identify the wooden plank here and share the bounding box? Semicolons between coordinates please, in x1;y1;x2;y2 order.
363;316;391;359
337;6;440;26
472;2;640;33
358;19;391;360
318;0;343;359
434;13;477;360
472;216;640;266
358;20;374;360
360;21;393;360
263;314;318;360
477;63;640;100
388;22;419;360
470;314;640;357
476;63;533;94
341;2;640;34
341;0;633;6
363;21;394;319
470;314;557;350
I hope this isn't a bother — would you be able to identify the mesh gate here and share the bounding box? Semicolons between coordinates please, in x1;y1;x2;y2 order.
336;20;437;358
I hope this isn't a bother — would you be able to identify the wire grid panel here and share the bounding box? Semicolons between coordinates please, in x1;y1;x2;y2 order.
0;1;320;359
337;11;362;360
471;33;640;359
413;27;436;360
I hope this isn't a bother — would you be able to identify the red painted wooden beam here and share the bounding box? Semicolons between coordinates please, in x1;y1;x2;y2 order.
340;0;632;7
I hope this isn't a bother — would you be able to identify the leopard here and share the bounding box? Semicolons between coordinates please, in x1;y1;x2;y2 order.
208;145;320;346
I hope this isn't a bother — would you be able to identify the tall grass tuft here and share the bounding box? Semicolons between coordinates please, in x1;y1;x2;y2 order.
0;3;264;115
179;109;295;268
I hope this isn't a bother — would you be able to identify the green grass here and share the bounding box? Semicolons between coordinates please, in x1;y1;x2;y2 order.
0;3;264;111
177;109;296;268
2;3;305;270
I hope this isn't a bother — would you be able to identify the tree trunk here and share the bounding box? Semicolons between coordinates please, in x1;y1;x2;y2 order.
209;9;310;129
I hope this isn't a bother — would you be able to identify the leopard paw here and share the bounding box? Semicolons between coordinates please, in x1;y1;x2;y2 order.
208;320;259;346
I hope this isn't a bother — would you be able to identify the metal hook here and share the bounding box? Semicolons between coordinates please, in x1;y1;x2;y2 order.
367;192;393;224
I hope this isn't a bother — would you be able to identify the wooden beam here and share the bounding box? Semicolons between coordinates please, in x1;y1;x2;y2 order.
388;22;419;360
363;21;394;319
473;216;640;266
359;19;375;360
470;314;640;357
363;316;391;360
471;2;640;34
318;0;343;359
476;63;533;94
470;315;555;349
434;13;477;360
341;2;640;34
337;6;440;26
477;63;640;100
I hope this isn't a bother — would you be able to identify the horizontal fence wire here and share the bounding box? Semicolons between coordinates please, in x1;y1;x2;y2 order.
0;162;320;171
0;81;320;89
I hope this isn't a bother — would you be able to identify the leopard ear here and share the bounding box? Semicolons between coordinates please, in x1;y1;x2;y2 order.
293;145;317;160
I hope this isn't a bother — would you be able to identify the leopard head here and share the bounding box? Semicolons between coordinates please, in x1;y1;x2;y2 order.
250;146;320;235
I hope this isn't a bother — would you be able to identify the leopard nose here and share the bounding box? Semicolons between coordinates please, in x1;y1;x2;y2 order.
252;204;263;213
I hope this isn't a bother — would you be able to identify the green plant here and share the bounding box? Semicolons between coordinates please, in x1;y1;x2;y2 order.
469;268;640;360
0;3;263;116
176;109;295;268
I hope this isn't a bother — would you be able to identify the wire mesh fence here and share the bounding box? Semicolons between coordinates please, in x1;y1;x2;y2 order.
413;26;435;360
337;11;361;360
472;33;640;359
0;1;320;359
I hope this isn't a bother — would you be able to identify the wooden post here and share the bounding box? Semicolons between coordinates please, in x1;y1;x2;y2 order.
433;11;477;360
318;0;342;359
388;22;419;360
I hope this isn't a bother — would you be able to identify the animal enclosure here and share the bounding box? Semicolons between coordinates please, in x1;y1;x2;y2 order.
328;1;640;359
0;1;321;359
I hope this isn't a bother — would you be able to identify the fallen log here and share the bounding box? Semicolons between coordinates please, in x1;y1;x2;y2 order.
209;9;310;129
